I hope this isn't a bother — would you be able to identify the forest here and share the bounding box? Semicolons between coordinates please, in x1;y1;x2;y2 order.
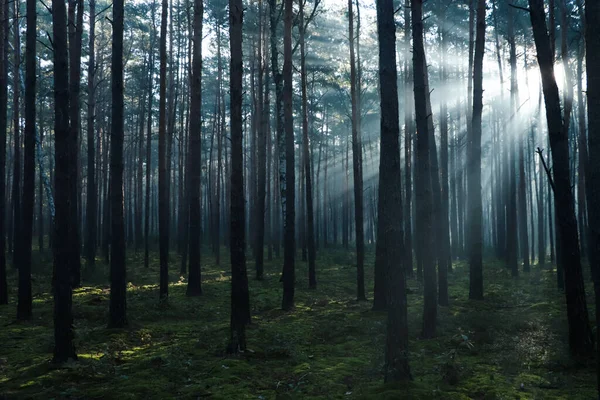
1;0;600;397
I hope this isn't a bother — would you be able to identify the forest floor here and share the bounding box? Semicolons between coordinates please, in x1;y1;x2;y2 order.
0;248;597;399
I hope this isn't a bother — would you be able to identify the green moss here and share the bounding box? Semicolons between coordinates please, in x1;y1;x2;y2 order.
0;252;597;399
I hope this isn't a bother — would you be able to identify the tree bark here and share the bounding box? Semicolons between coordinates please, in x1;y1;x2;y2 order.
159;0;170;300
108;0;127;329
528;0;593;357
378;0;409;382
17;0;36;320
186;0;202;297
468;0;485;300
228;0;251;353
281;0;296;311
52;0;77;362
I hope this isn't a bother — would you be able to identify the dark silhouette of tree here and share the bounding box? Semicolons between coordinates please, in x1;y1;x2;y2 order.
281;0;296;311
468;0;485;301
348;0;363;299
412;0;436;336
300;0;317;290
0;0;7;306
186;0;203;297
528;0;594;358
68;0;83;287
159;0;170;300
52;0;77;363
378;0;409;382
228;0;251;352
17;0;36;320
108;0;127;329
585;0;600;394
85;0;97;268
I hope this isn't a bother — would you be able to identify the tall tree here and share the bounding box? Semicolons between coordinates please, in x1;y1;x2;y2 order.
348;0;363;299
85;0;97;268
585;0;600;395
68;0;83;287
11;0;21;267
300;0;317;290
52;0;77;362
159;0;170;300
468;0;485;300
412;0;436;337
186;0;202;297
255;0;267;281
228;0;251;352
0;0;7;305
281;0;296;311
528;0;593;357
378;0;409;382
17;0;36;320
108;0;127;329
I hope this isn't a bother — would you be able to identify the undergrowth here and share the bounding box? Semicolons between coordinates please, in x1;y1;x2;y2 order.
0;248;596;399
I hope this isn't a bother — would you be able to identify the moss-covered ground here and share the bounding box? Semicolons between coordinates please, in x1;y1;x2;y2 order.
0;248;597;399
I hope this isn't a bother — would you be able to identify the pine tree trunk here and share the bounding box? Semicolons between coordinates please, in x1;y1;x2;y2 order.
228;0;250;353
468;0;485;300
85;0;97;267
68;0;83;287
281;0;296;311
379;0;409;382
0;0;8;306
108;0;127;328
186;0;202;297
158;0;170;300
52;0;77;362
528;0;593;357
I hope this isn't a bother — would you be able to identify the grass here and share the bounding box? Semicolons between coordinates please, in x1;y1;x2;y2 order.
0;247;597;399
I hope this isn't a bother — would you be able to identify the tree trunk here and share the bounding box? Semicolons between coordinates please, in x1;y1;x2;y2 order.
11;0;21;269
17;0;36;320
68;0;83;287
379;0;409;382
348;0;363;299
186;0;202;297
228;0;251;353
412;0;437;336
0;0;8;306
528;0;593;357
281;0;296;311
468;0;485;300
585;0;600;394
52;0;77;362
85;0;97;267
159;0;170;300
108;0;126;329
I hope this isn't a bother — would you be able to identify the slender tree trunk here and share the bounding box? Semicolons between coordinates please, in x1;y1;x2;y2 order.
159;0;170;300
281;0;295;311
528;0;594;357
379;0;409;382
228;0;251;353
186;0;202;297
108;0;126;328
0;0;8;306
68;0;83;287
468;0;485;300
584;0;600;395
348;0;363;299
17;0;36;320
52;0;77;362
85;0;97;267
412;0;437;336
11;0;21;269
255;1;267;281
145;2;157;269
